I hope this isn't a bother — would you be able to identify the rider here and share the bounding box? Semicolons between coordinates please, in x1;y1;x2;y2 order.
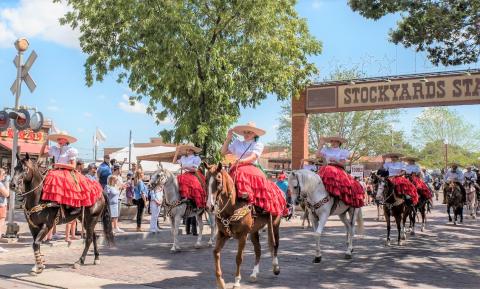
221;122;286;215
443;162;466;204
315;135;364;208
403;157;433;201
173;144;206;208
40;131;103;214
380;153;419;205
463;165;479;192
300;158;320;172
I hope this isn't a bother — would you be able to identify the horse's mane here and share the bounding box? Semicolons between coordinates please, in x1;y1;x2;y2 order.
295;169;324;194
221;169;236;194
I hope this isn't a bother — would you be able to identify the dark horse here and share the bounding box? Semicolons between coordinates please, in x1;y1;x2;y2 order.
205;163;281;289
11;154;114;274
445;181;464;225
371;174;408;246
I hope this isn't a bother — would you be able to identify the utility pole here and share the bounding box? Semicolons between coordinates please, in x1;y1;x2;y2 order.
128;130;132;170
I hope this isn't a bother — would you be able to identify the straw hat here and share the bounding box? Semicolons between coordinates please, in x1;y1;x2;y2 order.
321;135;347;144
48;131;77;144
177;143;202;155
449;162;460;167
232;122;266;137
402;156;419;162
382;153;404;159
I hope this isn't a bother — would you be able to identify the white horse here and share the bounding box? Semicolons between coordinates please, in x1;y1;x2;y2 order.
464;179;478;219
288;169;364;262
149;166;216;252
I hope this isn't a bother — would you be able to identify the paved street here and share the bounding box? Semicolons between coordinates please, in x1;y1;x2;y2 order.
0;201;479;289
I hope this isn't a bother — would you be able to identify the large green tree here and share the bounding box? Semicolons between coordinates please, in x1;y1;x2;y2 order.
56;0;321;160
412;107;480;150
418;140;479;169
349;0;480;66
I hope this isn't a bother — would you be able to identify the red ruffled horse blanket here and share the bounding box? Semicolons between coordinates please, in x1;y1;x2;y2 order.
229;164;287;216
410;175;433;199
177;171;207;208
42;169;103;207
388;175;419;205
318;165;364;208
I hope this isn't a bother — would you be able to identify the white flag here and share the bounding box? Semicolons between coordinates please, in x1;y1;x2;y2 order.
96;128;107;142
51;122;59;134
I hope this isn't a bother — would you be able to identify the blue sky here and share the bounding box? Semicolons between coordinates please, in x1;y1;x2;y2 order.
0;0;479;160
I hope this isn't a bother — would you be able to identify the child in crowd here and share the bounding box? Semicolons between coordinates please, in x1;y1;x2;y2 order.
105;175;123;233
149;188;163;233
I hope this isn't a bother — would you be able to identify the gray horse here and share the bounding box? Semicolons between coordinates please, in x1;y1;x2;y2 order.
149;165;216;252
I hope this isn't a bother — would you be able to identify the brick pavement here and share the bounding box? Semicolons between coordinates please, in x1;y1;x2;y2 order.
0;200;479;289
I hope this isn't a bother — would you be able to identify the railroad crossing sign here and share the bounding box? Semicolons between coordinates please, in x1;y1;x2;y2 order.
10;50;37;95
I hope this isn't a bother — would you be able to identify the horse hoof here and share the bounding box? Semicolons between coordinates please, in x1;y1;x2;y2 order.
385;240;390;247
208;240;213;247
73;262;80;269
344;253;352;260
194;242;201;249
249;275;257;282
217;278;226;289
410;231;415;236
29;271;37;276
313;256;322;263
94;259;100;265
273;266;280;275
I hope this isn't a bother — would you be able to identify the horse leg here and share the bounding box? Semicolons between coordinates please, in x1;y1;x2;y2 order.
410;208;416;236
249;231;261;281
394;211;402;246
312;208;329;263
170;213;182;252
194;212;204;248
271;217;281;275
75;224;94;268
213;232;228;289
233;233;248;289
338;209;353;259
92;231;100;265
384;207;391;246
447;205;452;222
31;224;50;274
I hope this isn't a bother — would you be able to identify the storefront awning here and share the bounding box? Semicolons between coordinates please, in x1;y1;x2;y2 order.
0;140;45;155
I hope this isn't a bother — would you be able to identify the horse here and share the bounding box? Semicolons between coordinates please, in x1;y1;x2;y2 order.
11;153;114;274
432;178;442;201
369;172;385;221
288;169;364;262
148;165;215;252
464;179;478;219
372;175;407;246
445;181;464;225
205;163;281;289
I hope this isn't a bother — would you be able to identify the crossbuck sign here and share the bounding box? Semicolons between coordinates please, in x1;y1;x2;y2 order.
10;50;37;95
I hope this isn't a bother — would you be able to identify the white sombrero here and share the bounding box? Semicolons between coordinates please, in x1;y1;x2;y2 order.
382;152;404;158
177;143;202;155
321;135;347;144
232;122;266;137
48;131;77;144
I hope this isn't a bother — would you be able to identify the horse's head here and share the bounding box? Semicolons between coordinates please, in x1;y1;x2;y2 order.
12;153;36;192
204;162;235;209
374;176;388;202
288;169;323;203
148;165;170;192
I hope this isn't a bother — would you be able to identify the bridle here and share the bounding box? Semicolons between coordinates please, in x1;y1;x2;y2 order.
14;161;47;197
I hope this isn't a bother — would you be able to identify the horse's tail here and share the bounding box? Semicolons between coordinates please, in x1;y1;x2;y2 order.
267;214;277;255
102;193;115;246
356;207;364;236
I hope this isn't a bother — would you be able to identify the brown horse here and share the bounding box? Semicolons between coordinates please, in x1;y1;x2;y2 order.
11;153;114;274
205;163;281;289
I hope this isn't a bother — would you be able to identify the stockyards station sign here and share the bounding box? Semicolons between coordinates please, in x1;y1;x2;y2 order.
306;70;480;112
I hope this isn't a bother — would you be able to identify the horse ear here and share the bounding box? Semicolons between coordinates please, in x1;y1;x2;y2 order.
158;162;164;169
202;161;212;170
25;153;30;161
16;153;21;162
216;162;223;172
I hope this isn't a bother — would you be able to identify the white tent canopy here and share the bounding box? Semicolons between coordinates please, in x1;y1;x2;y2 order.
109;145;180;173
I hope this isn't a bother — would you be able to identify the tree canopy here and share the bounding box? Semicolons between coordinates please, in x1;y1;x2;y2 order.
56;0;322;160
349;0;480;66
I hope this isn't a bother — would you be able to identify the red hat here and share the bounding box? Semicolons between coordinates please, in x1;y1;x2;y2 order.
277;173;287;181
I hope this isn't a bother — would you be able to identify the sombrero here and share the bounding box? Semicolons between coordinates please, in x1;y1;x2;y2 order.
448;162;460;167
177;143;202;155
402;156;419;162
321;135;347;144
382;153;404;158
232;122;266;137
48;131;77;144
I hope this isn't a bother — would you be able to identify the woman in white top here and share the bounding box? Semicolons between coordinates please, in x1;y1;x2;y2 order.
381;153;418;204
315;136;364;208
40;131;102;210
221;122;286;216
403;157;432;200
173;144;206;208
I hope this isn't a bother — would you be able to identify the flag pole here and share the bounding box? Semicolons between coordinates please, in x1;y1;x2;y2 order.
128;129;132;170
94;127;98;162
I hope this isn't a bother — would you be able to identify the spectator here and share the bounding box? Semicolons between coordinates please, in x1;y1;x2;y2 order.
275;171;289;199
0;168;10;253
76;159;85;174
86;163;98;181
65;219;77;243
125;172;134;205
98;155;112;189
105;175;123;233
108;164;124;189
185;216;197;235
149;188;163;233
129;163;137;176
133;170;148;232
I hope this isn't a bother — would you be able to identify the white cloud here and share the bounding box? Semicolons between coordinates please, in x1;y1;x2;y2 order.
312;0;322;9
83;112;92;118
118;94;147;114
47;105;59;111
0;0;80;49
49;98;57;103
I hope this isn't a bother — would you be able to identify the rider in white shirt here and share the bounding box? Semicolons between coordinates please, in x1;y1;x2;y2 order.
443;163;466;203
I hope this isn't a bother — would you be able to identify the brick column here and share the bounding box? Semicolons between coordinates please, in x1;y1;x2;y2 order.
291;90;309;169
